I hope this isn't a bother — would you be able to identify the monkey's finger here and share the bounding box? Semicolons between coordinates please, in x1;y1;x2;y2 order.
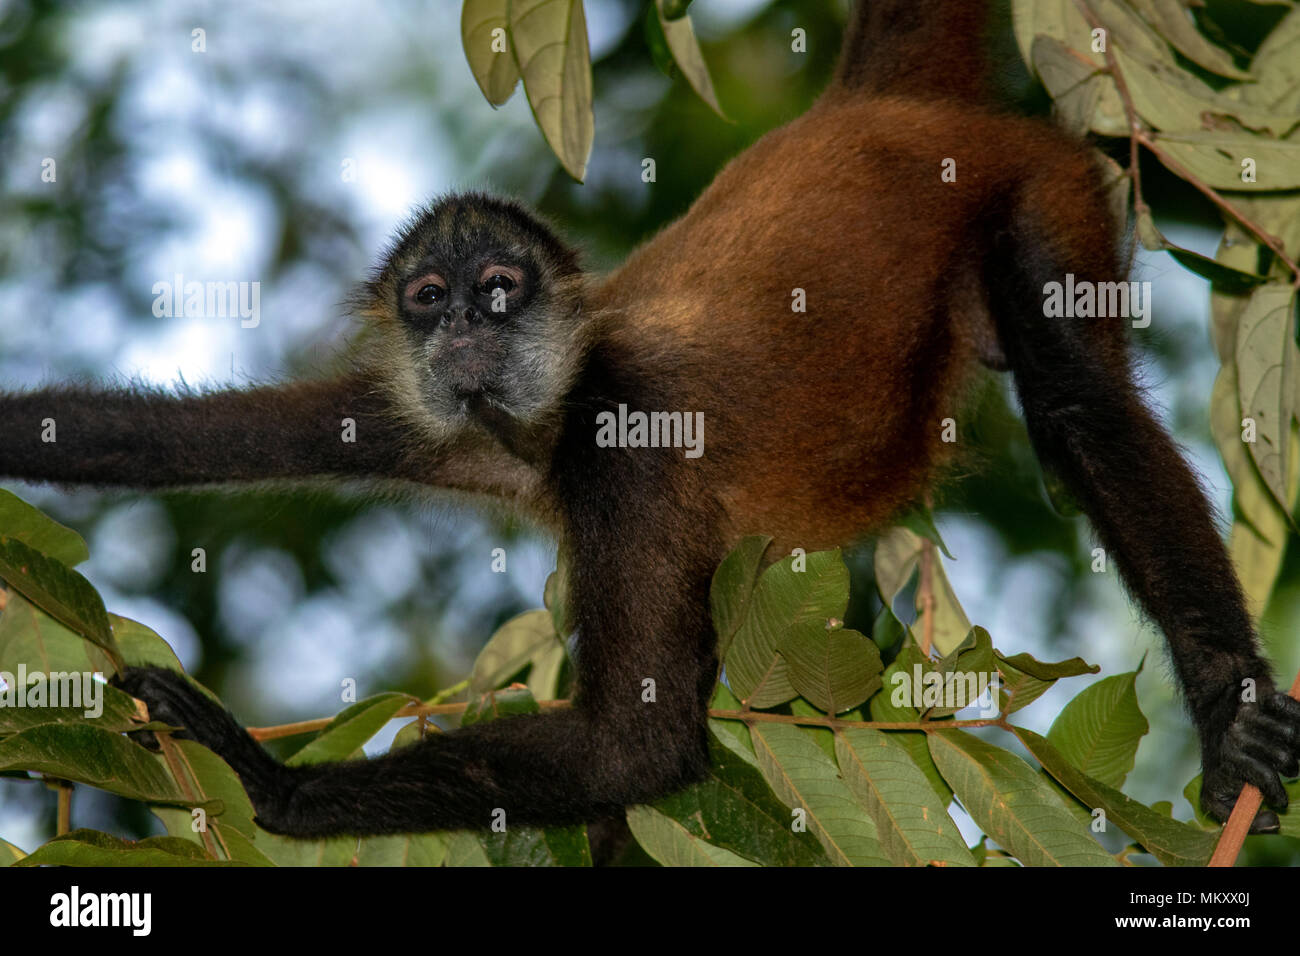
1238;728;1300;778
1230;750;1290;809
1202;783;1275;832
1248;808;1281;835
1262;693;1300;733
1248;712;1300;755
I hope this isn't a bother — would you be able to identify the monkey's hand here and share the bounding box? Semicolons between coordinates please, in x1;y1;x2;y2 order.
1201;691;1300;833
114;666;294;828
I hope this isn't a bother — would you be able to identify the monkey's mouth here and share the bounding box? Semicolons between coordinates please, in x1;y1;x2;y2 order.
431;339;505;398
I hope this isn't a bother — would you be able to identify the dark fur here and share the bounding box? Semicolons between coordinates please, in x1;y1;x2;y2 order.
6;0;1300;839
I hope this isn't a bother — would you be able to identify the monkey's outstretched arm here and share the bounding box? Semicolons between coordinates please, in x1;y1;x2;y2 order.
0;376;402;487
0;376;539;501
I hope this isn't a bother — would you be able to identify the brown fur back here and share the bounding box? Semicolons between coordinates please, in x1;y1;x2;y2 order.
590;94;1120;553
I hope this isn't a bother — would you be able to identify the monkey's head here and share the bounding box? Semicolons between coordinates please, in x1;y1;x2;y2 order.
364;192;588;438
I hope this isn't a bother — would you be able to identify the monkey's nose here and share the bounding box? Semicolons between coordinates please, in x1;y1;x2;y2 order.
448;308;479;332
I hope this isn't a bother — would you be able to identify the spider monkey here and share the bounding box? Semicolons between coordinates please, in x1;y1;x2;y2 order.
2;0;1298;841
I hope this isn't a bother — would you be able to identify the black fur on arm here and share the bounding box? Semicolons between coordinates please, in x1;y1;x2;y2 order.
986;210;1300;831
0;375;411;489
115;363;725;837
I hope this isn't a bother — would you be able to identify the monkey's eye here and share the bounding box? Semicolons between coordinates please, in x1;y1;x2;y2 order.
404;275;447;309
482;274;516;294
477;264;525;298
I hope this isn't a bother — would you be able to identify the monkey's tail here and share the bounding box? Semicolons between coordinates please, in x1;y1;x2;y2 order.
833;0;991;102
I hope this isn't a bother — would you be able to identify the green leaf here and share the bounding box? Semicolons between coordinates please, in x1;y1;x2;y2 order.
708;683;755;759
725;550;849;708
1047;670;1149;788
1275;778;1300;840
870;646;952;805
871;605;906;653
749;722;889;866
995;661;1058;715
0;537;118;665
874;526;920;606
928;729;1117;866
835;729;974;867
1016;727;1217;866
709;534;770;659
779;623;881;715
899;506;955;559
1153;132;1300;189
15;829;241;867
0;680;140;735
1237;285;1299;513
655;1;726;119
543;547;574;638
354;833;447;867
646;732;829;867
0;724;193;805
148;740;343;866
286;693;411;766
1;837;26;864
1013;0;1176;72
390;717;434;750
111;615;186;673
443;831;493;866
478;824;592;866
971;834;1020;867
626;806;758;866
0;592;112;679
1166;245;1268;293
1240;6;1300;115
1128;0;1251;80
997;650;1099;681
0;490;88;566
1113;46;1295;137
460;685;540;726
462;0;521;106
509;0;594;181
929;626;998;719
1030;35;1122;137
873;527;970;655
469;608;564;698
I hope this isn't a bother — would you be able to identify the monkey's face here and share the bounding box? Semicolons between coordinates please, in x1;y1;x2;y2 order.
400;256;532;400
368;194;587;434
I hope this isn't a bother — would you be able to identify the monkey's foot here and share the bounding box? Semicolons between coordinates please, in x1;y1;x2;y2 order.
1201;692;1300;834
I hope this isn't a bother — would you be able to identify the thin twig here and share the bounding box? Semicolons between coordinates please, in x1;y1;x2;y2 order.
246;698;572;741
245;698;1007;741
55;781;71;835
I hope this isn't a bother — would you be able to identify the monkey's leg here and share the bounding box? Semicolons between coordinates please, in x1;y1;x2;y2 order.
987;218;1300;831
0;375;537;498
116;491;722;836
